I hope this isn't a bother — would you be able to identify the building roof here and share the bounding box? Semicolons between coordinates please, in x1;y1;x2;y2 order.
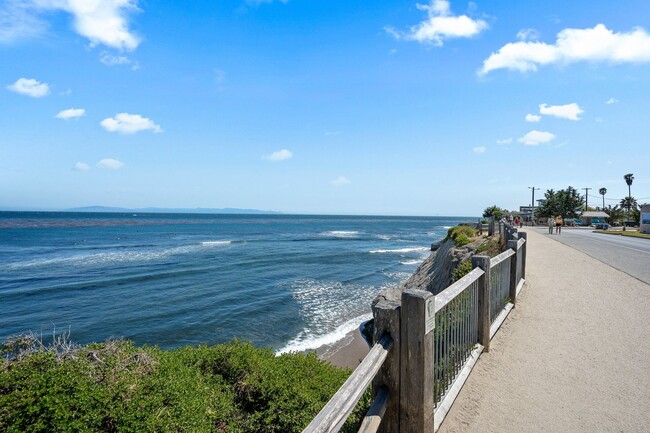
580;211;609;218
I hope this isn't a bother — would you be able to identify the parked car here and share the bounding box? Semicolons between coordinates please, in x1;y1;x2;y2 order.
594;223;609;230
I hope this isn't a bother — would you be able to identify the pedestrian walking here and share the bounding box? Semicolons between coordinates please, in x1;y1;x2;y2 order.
514;216;519;227
555;215;563;234
548;217;554;234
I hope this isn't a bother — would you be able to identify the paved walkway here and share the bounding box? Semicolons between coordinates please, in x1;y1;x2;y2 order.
438;229;650;433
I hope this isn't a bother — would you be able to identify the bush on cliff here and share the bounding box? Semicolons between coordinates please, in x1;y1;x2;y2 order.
445;226;477;247
0;336;368;433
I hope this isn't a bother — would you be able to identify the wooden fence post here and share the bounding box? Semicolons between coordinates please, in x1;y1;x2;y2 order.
508;239;518;305
373;300;401;433
471;256;491;352
400;290;434;433
519;232;527;279
488;217;494;236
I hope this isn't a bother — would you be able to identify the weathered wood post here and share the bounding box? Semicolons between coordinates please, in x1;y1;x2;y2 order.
400;289;434;433
471;256;491;352
519;232;527;280
372;300;401;433
488;217;494;236
508;239;518;305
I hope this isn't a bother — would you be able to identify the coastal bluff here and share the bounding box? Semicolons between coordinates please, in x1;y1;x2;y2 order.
373;226;498;308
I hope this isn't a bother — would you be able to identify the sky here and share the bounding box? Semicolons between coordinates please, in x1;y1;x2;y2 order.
1;0;649;216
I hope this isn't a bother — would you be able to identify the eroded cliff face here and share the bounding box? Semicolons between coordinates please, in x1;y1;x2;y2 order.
372;234;496;308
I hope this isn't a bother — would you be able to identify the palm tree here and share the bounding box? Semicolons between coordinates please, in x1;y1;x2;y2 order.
623;174;634;229
624;173;634;198
605;205;625;225
620;196;638;212
599;187;607;210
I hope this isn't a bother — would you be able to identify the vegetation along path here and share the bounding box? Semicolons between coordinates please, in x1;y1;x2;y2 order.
438;229;650;433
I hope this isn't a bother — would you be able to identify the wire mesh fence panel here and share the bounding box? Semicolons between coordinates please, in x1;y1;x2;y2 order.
516;245;523;287
433;279;479;407
489;256;511;323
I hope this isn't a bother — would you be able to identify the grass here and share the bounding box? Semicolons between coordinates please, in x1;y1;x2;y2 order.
594;230;650;239
0;333;370;433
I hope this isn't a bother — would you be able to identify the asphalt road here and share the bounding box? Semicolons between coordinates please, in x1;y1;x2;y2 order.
526;226;650;284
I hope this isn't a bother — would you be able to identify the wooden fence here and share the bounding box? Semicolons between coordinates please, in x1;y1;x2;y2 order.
304;221;526;433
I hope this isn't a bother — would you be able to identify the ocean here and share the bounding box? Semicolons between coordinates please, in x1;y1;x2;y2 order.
0;212;476;353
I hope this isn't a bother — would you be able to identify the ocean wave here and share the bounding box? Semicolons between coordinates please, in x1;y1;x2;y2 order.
276;313;372;355
369;247;428;254
376;234;391;240
200;240;232;246
320;230;360;238
3;242;233;270
400;259;421;265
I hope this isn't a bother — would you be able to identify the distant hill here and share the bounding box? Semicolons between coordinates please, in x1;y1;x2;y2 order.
65;206;282;215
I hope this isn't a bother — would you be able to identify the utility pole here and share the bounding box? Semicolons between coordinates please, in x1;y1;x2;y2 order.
582;188;591;210
528;187;540;225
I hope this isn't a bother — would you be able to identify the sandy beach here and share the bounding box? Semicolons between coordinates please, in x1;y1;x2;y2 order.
320;328;371;370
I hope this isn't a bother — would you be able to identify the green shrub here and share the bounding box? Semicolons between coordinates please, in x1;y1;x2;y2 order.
452;260;473;282
445;226;477;246
453;234;471;247
475;239;501;257
0;337;369;433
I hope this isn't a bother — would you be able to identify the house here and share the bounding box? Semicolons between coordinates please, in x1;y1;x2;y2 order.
579;210;610;226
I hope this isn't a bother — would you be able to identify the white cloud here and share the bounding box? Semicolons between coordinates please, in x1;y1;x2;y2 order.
517;130;555;146
330;176;351;186
1;0;140;50
386;0;488;46
245;0;288;5
7;77;50;97
100;113;162;134
100;51;131;65
55;108;85;120
496;138;512;144
473;146;486;153
263;149;293;161
0;1;48;43
97;158;124;169
525;113;541;122
33;0;141;51
74;161;90;171
539;103;583;121
480;24;650;75
516;28;540;42
606;97;618;104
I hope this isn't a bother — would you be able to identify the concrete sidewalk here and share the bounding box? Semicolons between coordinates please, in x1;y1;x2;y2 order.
438;229;650;433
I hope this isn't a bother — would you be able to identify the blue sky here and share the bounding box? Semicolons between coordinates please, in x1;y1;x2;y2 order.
1;0;649;215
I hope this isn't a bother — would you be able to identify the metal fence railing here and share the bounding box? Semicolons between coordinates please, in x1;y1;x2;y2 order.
433;268;482;406
489;250;514;323
305;221;528;433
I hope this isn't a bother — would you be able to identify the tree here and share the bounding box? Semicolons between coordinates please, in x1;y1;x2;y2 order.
620;196;638;212
624;173;634;198
623;173;634;230
605;205;625;225
599;187;607;209
537;186;584;218
482;205;504;219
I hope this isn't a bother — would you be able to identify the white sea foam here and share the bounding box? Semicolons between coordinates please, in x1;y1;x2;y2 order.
276;313;372;355
377;234;391;240
400;260;421;265
200;240;232;246
4;242;231;270
320;230;360;238
369;247;428;254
